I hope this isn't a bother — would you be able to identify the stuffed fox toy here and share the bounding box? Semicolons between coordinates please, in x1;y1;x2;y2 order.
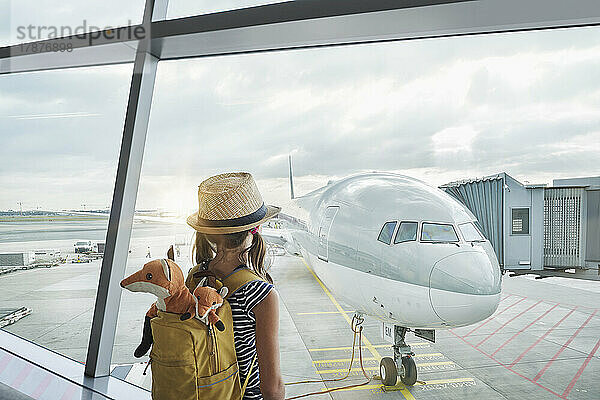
120;258;196;357
181;277;228;332
120;256;228;357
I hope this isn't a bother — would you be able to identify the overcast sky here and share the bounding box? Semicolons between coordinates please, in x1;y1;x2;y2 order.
1;12;599;213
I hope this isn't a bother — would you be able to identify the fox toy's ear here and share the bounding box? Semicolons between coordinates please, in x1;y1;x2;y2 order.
194;277;208;293
218;287;228;299
160;259;171;281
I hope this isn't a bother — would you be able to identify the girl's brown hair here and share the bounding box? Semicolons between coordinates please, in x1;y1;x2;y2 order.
192;229;273;284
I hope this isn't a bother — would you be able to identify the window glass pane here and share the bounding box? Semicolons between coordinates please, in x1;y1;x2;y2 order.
421;223;459;242
394;222;418;243
459;222;484;241
0;64;132;361
2;1;145;46
512;208;530;235
111;26;599;387
378;221;397;244
167;0;285;19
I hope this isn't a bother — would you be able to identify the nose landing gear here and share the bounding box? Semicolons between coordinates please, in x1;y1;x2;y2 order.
379;326;417;386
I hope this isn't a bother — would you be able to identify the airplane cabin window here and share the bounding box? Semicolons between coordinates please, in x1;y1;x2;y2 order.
394;221;418;244
378;221;397;245
459;222;485;242
421;223;459;243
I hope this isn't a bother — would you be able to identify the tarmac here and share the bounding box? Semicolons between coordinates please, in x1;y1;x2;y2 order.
1;234;599;399
96;251;600;400
269;254;600;400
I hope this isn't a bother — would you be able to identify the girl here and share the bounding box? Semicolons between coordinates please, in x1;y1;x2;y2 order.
186;172;284;400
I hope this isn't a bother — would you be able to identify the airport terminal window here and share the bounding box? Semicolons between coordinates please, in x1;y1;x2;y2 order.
512;208;530;235
458;222;485;242
0;64;131;362
107;26;600;388
421;223;459;242
394;221;418;244
378;221;397;245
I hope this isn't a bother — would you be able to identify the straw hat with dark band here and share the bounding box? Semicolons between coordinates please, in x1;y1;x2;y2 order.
187;172;280;234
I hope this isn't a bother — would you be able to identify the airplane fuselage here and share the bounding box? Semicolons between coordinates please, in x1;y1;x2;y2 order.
286;172;502;329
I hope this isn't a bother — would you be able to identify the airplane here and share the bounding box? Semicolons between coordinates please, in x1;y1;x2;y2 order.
275;166;502;387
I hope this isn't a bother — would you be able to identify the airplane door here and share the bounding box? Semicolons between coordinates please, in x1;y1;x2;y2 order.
318;206;339;262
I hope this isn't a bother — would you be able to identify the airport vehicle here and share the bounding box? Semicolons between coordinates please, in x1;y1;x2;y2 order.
32;249;63;266
74;240;93;253
71;255;92;263
282;172;502;386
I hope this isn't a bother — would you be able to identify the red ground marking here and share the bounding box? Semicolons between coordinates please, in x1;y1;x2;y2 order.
509;307;577;368
449;329;564;399
60;385;77;400
0;353;12;375
463;297;527;338
476;300;543;348
533;310;597;382
492;303;559;357
562;337;600;398
11;364;33;389
31;374;53;399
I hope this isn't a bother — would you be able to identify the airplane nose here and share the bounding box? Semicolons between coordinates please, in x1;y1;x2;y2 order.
429;251;501;326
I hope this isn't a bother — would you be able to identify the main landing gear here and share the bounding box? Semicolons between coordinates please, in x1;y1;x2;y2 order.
379;326;417;386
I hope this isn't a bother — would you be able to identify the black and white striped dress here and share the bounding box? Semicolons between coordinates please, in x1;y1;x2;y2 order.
224;266;274;400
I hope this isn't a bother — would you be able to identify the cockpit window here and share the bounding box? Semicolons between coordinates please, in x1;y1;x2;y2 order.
458;222;485;242
421;223;459;243
394;221;418;244
378;221;397;245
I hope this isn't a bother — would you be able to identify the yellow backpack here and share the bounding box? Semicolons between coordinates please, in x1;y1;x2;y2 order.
149;266;263;400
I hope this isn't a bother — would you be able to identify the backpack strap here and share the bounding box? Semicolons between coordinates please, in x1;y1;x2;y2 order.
221;267;263;299
241;354;257;396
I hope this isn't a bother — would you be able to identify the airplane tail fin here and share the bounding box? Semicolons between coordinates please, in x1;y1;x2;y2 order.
288;154;295;200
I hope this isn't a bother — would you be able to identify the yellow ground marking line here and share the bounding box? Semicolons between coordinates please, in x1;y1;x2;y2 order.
312;353;443;364
298;310;354;315
301;258;416;400
308;342;428;352
331;377;476;392
316;361;454;374
314;357;377;364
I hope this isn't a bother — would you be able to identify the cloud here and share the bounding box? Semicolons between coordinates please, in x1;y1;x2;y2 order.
432;126;479;154
2;25;600;210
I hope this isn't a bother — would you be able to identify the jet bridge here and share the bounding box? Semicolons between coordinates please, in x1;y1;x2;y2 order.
440;173;600;280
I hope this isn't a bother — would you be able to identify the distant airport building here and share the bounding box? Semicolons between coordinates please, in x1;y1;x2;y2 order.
440;173;600;278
